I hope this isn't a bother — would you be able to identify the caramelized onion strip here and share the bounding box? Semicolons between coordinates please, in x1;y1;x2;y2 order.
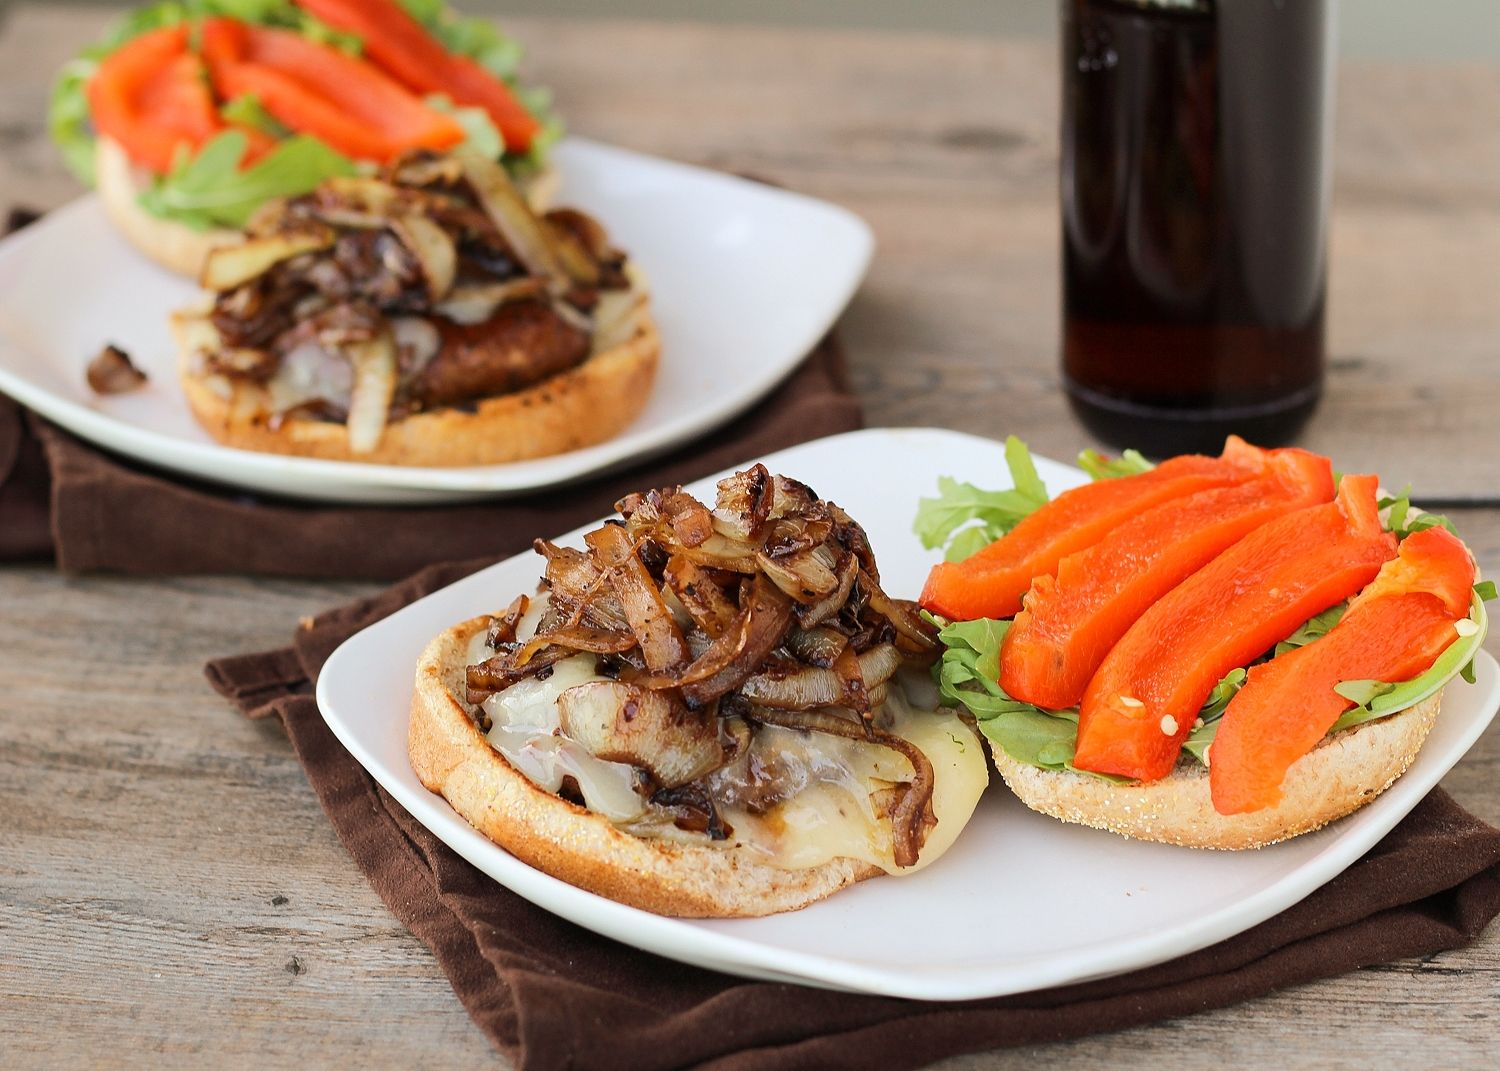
585;524;689;673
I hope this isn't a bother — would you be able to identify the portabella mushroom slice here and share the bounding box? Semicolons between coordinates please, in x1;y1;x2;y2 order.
557;681;725;788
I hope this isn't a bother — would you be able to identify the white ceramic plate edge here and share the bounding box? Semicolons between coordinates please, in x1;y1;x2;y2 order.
314;426;1500;999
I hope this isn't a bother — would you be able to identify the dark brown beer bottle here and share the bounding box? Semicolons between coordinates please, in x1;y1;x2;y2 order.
1061;0;1333;455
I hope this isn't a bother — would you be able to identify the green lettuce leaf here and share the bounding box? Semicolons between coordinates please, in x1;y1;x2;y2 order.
913;436;1050;562
138;130;356;230
1077;447;1154;481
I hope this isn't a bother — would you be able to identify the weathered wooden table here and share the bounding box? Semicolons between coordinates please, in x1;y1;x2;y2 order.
2;5;1497;1068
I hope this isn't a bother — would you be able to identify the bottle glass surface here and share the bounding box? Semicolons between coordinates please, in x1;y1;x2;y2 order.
1061;0;1334;455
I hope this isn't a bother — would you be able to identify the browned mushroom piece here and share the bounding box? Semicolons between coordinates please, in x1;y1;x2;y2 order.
85;344;148;395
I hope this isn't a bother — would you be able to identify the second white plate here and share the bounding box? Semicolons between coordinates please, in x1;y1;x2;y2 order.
315;427;1500;999
0;138;872;503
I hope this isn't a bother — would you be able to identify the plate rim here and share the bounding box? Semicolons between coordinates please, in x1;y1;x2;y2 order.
313;425;1500;999
0;137;874;504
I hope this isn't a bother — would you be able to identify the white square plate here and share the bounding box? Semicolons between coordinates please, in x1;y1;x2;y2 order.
0;138;872;504
316;427;1500;999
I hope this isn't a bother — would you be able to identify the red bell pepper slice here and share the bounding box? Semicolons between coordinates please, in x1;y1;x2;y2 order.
200;18;464;162
999;447;1334;710
87;26;223;174
294;0;541;152
1209;527;1476;814
1347;524;1475;618
919;437;1267;622
1072;474;1397;782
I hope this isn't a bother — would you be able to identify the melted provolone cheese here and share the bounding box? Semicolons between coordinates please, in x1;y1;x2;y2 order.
469;599;988;874
715;688;987;874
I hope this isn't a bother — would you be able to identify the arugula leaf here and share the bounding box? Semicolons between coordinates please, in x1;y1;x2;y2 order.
929;613;1170;783
220;94;291;139
913;436;1050;562
1077;448;1154;481
138;131;355;230
1199;667;1247;721
1333;679;1398;708
1005;435;1048;504
1180;668;1246;763
975;710;1134;783
1275;602;1348;656
426;94;505;160
1378;487;1458;539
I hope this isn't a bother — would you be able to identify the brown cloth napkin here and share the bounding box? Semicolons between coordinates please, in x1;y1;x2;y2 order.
208;561;1500;1071
0;336;859;578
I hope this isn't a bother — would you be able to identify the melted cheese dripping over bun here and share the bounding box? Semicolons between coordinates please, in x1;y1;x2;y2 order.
466;598;987;874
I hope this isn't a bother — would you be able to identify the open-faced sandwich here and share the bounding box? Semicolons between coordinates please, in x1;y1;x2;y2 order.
52;0;557;277
170;148;656;464
918;436;1492;849
411;466;990;916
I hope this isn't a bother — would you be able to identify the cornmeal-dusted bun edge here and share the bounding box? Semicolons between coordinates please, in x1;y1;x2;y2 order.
988;689;1443;850
409;617;881;918
173;284;660;466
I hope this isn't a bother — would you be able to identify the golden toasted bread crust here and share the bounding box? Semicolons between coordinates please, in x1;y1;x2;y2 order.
96;138;240;278
174;289;659;466
990;691;1442;849
408;617;881;917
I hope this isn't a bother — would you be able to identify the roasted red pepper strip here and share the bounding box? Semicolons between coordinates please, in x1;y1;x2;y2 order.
200;18;464;162
1072;474;1397;782
1209;527;1476;814
87;27;222;174
1000;447;1334;709
919;437;1266;621
294;0;540;152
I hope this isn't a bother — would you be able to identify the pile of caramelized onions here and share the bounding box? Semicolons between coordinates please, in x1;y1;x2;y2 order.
188;148;630;452
466;466;946;867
